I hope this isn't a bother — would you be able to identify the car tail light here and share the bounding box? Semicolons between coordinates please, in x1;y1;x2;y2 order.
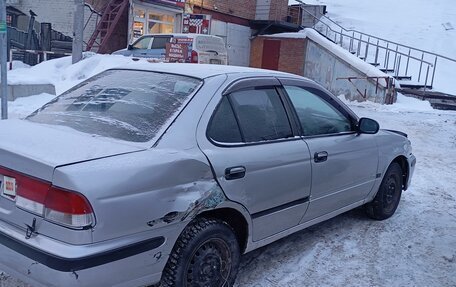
44;186;94;228
191;50;199;63
15;175;48;216
1;167;94;229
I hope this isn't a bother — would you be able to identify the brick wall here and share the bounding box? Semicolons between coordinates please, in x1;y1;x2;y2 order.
250;36;306;76
268;0;288;21
278;38;306;75
251;35;395;103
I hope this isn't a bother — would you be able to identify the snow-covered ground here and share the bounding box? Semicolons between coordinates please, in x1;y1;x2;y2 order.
291;0;456;95
2;0;456;282
1;53;455;287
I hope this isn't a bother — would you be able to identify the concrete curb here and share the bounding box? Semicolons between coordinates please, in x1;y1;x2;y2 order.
1;84;56;101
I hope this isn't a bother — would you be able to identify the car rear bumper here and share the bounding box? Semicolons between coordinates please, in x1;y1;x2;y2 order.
0;219;183;287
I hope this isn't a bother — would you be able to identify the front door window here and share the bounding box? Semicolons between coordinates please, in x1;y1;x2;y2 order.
284;86;352;136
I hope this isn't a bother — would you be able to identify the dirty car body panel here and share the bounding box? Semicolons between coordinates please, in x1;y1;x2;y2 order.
0;63;416;286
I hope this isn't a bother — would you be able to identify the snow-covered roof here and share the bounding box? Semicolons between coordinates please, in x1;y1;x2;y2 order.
265;28;389;82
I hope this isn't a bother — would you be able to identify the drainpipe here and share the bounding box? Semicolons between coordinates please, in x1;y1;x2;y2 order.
72;0;84;64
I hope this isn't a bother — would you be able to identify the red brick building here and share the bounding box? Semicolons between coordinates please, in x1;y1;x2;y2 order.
250;36;306;75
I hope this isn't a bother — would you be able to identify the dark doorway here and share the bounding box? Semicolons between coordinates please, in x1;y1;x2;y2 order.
261;40;281;70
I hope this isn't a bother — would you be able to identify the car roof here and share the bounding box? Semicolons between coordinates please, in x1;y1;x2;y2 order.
114;61;302;80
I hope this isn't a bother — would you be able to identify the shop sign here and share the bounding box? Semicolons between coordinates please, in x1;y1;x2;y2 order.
150;0;185;8
183;14;211;35
165;38;192;62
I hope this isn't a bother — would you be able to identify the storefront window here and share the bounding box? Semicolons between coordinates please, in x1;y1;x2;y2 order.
134;9;145;19
133;9;146;39
148;12;175;34
131;4;181;41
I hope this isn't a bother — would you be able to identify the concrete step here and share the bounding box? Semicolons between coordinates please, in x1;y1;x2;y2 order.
399;83;432;90
1;84;56;101
394;75;412;81
399;89;456;111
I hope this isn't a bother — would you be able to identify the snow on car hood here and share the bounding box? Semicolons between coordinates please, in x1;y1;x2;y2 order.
0;119;145;181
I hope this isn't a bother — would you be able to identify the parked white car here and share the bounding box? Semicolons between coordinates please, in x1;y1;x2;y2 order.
113;33;228;65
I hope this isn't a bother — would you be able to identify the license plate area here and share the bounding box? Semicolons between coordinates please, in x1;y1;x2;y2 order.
210;59;221;64
1;175;17;201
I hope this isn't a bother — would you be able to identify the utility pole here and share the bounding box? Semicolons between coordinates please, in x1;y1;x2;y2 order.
0;0;8;119
72;0;84;64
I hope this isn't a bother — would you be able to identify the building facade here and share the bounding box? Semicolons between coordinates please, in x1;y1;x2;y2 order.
6;0;300;67
7;0;98;46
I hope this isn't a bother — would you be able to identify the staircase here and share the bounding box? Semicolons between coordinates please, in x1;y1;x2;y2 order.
86;0;128;54
297;1;456;100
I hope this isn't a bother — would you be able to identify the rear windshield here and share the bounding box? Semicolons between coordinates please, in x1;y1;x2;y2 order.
27;70;202;143
195;36;225;52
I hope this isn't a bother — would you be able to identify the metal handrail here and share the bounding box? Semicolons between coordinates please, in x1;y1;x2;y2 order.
295;0;456;62
326;26;434;67
297;3;456;90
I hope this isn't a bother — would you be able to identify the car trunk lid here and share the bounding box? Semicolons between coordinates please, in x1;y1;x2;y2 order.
0;119;145;180
0;119;145;230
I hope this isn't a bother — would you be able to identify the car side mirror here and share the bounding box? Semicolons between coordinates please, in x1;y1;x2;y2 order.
358;118;380;134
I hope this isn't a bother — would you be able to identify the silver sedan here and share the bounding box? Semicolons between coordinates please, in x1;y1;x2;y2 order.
0;63;416;287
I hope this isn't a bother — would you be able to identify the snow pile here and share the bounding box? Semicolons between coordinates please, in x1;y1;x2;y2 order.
339;93;434;113
7;53;134;95
10;61;30;70
7;93;56;119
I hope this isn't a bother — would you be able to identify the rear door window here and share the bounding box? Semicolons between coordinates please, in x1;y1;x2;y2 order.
229;88;292;142
195;36;226;53
207;87;293;144
207;97;242;143
151;36;171;49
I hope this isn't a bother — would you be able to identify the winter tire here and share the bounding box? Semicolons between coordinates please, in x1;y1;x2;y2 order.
366;162;403;220
160;218;241;287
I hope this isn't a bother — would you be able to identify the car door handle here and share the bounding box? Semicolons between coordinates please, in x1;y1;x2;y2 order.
225;166;246;180
314;151;328;163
